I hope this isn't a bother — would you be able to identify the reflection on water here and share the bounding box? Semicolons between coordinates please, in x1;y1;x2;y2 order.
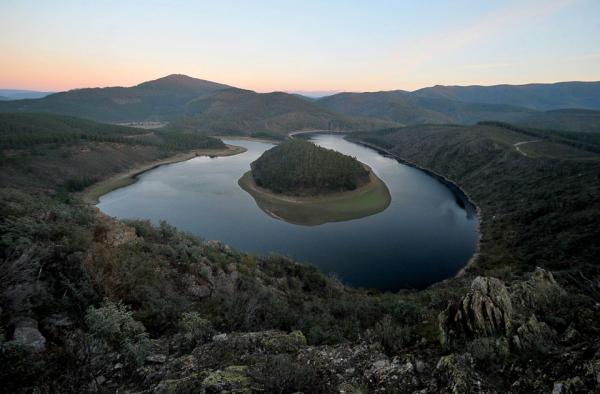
97;134;478;291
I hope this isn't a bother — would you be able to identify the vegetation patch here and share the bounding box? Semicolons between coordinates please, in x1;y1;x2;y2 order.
239;169;391;225
238;139;390;225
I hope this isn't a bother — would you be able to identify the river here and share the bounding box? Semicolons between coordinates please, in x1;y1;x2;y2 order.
97;134;478;291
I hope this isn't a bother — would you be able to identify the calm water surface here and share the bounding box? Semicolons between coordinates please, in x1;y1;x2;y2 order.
97;134;478;291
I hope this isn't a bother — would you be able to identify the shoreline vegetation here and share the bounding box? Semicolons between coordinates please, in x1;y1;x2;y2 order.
238;167;391;226
81;144;246;204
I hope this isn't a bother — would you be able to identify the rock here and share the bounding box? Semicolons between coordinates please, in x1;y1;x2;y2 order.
203;365;251;393
552;382;564;394
146;354;167;364
212;333;227;342
12;321;46;352
552;377;584;393
153;372;208;394
194;330;307;369
364;357;421;392
511;267;565;314
513;314;556;354
439;277;512;347
433;353;484;394
113;362;123;370
296;342;387;388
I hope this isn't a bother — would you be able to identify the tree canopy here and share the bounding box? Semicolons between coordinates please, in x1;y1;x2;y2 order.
250;139;369;195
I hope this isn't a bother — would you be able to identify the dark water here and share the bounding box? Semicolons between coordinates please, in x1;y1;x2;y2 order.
97;134;478;291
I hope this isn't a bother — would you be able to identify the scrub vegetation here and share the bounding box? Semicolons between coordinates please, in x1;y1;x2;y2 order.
1;106;600;391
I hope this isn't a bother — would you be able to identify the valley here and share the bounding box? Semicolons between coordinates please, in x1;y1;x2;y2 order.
1;77;600;393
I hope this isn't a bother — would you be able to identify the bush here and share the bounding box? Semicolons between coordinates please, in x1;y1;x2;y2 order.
180;312;214;347
249;354;325;394
372;315;406;355
85;300;149;366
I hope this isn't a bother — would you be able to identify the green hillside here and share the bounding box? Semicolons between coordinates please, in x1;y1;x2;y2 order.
516;108;600;133
0;113;225;192
0;74;231;122
414;81;600;111
2;115;600;391
317;90;535;125
169;88;398;135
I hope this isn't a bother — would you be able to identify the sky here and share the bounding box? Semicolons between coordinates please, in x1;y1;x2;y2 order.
1;0;599;95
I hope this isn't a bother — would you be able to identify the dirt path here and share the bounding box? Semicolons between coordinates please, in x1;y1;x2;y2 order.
514;140;540;157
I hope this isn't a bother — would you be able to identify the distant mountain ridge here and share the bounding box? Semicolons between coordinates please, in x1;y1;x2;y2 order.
0;89;53;100
413;81;600;111
2;76;600;133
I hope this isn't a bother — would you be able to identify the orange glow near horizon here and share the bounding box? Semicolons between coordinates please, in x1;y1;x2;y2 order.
1;1;599;94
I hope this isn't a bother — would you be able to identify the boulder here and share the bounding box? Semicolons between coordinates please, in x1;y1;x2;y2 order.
146;354;167;364
439;277;512;347
13;325;46;352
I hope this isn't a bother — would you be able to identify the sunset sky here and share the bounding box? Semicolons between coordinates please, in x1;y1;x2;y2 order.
1;0;599;94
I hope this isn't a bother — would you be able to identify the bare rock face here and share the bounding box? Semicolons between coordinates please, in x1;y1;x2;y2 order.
439;277;512;347
510;267;565;314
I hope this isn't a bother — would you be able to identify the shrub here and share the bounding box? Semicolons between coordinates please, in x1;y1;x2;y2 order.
249;354;325;394
85;300;149;366
372;315;406;355
179;312;214;347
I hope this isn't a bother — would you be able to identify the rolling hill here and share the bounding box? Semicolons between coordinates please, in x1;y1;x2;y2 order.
516;108;600;133
169;88;398;134
414;81;600;111
0;74;232;122
3;76;600;134
316;90;536;125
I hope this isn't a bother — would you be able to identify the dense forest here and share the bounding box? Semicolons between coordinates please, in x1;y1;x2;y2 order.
250;139;370;195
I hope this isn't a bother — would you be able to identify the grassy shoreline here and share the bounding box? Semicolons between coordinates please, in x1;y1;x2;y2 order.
81;144;247;204
238;167;391;226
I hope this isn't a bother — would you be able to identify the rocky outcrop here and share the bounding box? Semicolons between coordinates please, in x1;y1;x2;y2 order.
439;276;512;347
431;353;485;393
513;314;557;354
510;267;566;314
193;330;306;369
